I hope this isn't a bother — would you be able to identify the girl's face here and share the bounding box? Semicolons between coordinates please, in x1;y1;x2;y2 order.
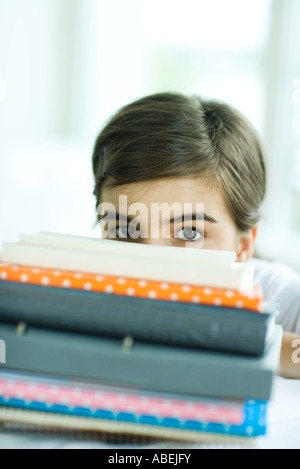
99;178;257;262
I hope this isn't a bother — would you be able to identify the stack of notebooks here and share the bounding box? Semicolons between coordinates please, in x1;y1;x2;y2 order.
0;232;282;445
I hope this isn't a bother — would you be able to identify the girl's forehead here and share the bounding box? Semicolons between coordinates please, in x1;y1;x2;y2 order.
101;177;219;205
99;177;236;227
98;177;240;235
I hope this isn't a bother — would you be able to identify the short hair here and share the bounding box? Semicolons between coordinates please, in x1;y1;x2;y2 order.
92;91;266;232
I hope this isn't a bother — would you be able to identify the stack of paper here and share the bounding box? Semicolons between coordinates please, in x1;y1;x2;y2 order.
0;232;282;444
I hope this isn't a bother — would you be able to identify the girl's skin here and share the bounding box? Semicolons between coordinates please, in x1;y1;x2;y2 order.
100;178;256;258
99;177;300;380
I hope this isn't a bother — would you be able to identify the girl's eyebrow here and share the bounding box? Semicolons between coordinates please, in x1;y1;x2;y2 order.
169;213;218;224
99;212;218;224
99;212;135;223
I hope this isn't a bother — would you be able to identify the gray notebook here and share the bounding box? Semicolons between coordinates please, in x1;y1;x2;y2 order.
0;281;277;357
0;323;282;401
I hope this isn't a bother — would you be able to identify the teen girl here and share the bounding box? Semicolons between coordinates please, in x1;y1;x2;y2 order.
92;92;300;378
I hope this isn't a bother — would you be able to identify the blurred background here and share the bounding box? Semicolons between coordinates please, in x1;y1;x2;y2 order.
0;0;299;271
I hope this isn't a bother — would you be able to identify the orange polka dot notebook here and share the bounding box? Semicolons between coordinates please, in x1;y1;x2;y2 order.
0;261;263;311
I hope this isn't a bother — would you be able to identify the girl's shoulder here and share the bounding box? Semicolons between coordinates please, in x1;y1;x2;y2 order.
251;257;300;334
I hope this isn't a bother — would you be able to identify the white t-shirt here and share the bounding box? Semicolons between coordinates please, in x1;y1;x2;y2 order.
251;257;300;334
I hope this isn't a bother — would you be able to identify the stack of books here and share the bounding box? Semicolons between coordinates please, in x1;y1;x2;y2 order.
0;232;282;445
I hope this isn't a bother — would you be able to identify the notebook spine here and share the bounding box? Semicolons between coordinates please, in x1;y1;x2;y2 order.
0;241;253;290
0;281;271;356
0;407;259;444
0;398;267;438
0;322;282;400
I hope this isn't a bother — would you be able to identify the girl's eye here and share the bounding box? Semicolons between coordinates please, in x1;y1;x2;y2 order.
175;227;204;242
116;225;139;239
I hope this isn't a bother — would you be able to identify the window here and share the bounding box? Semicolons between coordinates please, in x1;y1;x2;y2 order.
291;46;300;235
140;0;271;133
254;0;300;272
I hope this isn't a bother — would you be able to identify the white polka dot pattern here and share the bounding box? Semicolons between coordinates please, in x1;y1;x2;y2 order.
0;261;264;311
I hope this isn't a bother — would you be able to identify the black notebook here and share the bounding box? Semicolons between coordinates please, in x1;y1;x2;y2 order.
0;280;278;357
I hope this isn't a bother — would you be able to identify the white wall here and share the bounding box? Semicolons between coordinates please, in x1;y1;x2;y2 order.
0;0;97;246
0;0;77;141
1;0;299;274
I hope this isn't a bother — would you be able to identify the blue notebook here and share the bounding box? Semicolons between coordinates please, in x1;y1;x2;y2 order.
0;370;267;441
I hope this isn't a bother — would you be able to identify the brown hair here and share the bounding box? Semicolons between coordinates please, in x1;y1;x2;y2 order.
92;92;266;232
